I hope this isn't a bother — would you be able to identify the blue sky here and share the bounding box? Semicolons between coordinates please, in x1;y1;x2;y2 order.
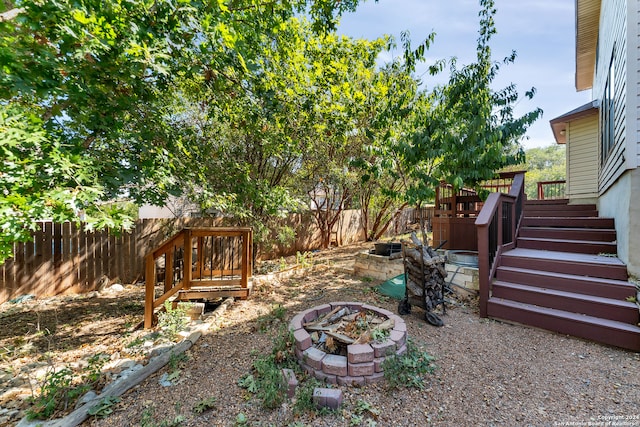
338;0;592;149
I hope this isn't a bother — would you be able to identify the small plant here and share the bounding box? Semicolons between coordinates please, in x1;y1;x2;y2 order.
168;351;189;372
276;225;297;246
381;339;436;390
292;377;322;415
235;412;248;426
157;301;189;339
295;251;313;268
140;403;185;427
88;396;120;418
192;397;217;414
26;354;108;420
279;257;287;271
26;367;77;420
370;328;390;343
238;327;297;409
256;304;288;332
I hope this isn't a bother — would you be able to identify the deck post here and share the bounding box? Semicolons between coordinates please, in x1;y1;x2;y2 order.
183;229;192;290
144;253;156;329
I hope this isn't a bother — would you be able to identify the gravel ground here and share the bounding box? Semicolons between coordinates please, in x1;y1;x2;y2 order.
84;244;640;427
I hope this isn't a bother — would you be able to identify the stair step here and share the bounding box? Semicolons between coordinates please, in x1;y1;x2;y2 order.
500;248;628;281
524;199;569;206
487;298;640;351
521;217;615;228
523;209;598;217
491;281;639;323
519;227;616;242
524;202;595;211
517;237;617;255
495;266;636;299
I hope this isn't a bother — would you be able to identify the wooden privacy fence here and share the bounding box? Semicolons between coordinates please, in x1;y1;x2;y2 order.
0;211;368;304
0;221;144;303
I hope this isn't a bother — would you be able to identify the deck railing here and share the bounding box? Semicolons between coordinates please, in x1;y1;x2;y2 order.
144;227;252;328
537;180;566;200
475;172;525;317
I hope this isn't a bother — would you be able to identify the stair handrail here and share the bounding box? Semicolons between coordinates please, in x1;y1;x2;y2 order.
143;227;253;328
476;172;525;317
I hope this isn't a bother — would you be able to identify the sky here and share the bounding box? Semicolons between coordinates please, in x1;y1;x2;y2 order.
337;0;593;149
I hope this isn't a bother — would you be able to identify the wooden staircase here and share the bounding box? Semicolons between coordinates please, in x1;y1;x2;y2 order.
486;199;640;351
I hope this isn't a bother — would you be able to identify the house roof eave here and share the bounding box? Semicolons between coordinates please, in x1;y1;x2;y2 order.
549;100;599;144
575;0;601;91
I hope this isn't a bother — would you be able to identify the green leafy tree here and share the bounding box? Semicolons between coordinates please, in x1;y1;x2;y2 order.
391;0;542;241
0;0;367;263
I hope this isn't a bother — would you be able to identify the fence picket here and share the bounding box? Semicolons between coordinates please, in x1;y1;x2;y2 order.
0;209;375;303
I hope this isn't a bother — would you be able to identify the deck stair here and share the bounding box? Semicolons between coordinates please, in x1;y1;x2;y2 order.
487;199;640;351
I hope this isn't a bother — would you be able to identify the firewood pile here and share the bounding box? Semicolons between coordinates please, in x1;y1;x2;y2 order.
398;233;447;326
303;306;394;355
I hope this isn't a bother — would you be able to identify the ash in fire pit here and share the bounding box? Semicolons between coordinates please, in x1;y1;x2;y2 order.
290;302;407;386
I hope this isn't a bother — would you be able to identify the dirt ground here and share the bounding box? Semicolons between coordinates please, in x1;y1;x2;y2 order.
1;242;639;426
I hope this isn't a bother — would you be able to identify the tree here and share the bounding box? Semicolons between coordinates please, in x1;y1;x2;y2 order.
0;0;367;263
523;145;566;199
389;0;542;241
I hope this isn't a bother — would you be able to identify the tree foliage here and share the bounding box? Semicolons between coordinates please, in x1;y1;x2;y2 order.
0;0;543;262
0;0;367;261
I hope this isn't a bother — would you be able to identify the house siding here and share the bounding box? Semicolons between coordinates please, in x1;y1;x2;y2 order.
593;0;627;193
567;116;599;202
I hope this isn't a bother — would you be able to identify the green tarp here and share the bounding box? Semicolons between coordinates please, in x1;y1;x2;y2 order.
377;274;406;300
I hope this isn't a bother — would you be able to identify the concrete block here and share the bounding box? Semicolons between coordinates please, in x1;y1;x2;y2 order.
302;347;326;370
293;328;311;351
337;375;366;387
322;354;348;376
314;370;337;384
348;361;375;377
347;344;374;363
289;312;305;331
302;308;318;323
313;388;343;410
281;368;298;398
373;357;385;373
371;339;396;358
364;372;385;385
390;330;406;347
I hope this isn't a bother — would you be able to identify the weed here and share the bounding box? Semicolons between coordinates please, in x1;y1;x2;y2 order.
276;225;297;246
360;276;373;283
235;412;248;426
381;339;436;389
238;327;296;409
88;396;121;418
370;328;390;343
192;396;217;414
292;377;322;415
296;251;313;268
256;304;288;332
26;354;108;420
157;301;189;339
140;403;185;427
279;257;287;271
168;351;189;372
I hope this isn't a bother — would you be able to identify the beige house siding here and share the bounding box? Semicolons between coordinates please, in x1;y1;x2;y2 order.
633;0;640;169
566;116;599;202
593;0;627;193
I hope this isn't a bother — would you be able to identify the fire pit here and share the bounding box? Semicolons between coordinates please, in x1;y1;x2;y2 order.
289;302;407;386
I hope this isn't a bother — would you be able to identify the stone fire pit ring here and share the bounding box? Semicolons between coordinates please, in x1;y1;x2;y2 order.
289;302;407;386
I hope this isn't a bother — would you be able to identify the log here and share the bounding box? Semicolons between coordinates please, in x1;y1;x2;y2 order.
325;331;355;344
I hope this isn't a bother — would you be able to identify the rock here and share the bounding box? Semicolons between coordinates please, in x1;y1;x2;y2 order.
106;283;124;293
